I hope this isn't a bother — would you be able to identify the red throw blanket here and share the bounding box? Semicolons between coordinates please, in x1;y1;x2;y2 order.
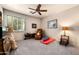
41;38;55;45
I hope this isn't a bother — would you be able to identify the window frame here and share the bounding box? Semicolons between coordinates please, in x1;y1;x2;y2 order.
3;15;25;32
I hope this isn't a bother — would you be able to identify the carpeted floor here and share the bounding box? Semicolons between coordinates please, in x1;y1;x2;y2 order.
10;39;79;55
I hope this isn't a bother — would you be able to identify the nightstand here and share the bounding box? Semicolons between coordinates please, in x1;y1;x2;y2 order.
59;35;69;46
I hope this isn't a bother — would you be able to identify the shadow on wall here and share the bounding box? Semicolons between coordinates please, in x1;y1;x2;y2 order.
71;22;79;31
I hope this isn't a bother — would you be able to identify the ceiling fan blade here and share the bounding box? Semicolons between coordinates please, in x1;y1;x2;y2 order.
32;12;36;14
30;11;36;14
29;8;36;10
36;4;41;11
39;10;47;12
38;12;42;15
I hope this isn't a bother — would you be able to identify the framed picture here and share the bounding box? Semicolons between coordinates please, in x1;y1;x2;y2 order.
48;19;57;29
32;23;37;28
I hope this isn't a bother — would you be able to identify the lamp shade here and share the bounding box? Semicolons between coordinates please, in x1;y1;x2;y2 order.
62;26;70;30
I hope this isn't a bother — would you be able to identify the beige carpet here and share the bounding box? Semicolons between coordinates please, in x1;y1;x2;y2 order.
10;39;79;55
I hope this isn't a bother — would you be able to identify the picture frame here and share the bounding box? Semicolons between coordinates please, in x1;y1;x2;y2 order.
32;23;37;28
48;19;58;29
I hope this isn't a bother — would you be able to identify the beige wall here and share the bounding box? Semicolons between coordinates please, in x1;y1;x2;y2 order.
3;9;41;40
0;5;3;26
13;16;41;40
42;5;79;48
0;6;3;12
26;16;41;33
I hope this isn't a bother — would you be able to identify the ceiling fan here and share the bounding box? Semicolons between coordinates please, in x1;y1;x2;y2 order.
29;4;47;15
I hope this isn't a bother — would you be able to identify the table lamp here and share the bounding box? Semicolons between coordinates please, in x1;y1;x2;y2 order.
62;26;70;36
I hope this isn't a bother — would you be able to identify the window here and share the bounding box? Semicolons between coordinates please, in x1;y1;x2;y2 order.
3;15;25;31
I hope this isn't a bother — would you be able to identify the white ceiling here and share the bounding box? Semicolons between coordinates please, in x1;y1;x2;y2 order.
1;4;78;18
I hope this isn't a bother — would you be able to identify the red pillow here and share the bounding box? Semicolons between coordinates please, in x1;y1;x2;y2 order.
41;38;55;45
